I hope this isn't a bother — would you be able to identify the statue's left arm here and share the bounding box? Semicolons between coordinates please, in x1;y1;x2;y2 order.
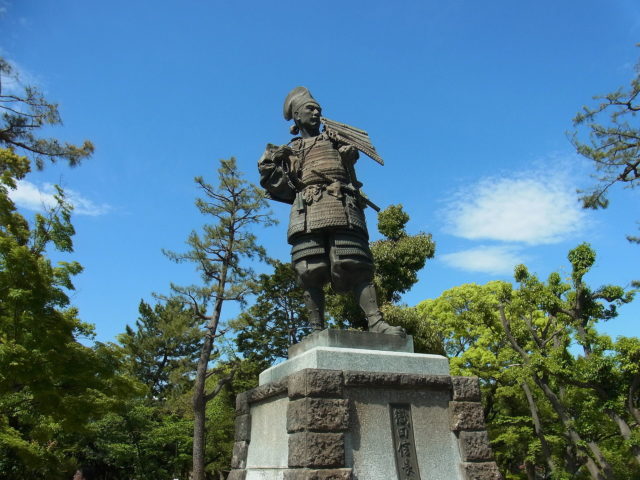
258;143;297;204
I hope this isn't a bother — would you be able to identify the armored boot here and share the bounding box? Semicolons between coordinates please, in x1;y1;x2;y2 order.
303;287;325;332
354;282;406;336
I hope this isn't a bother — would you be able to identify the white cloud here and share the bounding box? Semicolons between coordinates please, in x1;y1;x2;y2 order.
10;180;110;216
440;245;525;275
442;169;586;245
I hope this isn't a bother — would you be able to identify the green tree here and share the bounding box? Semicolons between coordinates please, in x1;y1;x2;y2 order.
164;158;274;480
571;50;640;248
0;58;127;479
419;244;638;479
327;204;435;338
75;395;193;480
76;298;204;480
0;58;94;168
234;260;309;368
118;298;201;400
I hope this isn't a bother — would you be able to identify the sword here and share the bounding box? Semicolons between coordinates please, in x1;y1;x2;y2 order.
310;169;381;212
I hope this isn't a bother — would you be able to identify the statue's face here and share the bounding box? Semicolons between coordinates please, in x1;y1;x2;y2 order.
295;102;322;134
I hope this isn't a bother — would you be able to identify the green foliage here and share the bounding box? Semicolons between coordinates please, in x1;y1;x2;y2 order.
118;299;201;400
164;157;275;319
376;203;409;240
418;245;639;479
567;242;596;281
0;58;146;478
380;303;443;354
77;399;193;480
571;49;640;262
0;61;133;478
203;375;235;478
571;51;640;211
327;204;435;329
0;58;94;169
0;149;133;477
74;299;209;479
234;260;310;368
165;157;275;480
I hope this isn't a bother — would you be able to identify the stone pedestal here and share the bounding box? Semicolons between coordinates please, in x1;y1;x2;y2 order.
229;330;502;480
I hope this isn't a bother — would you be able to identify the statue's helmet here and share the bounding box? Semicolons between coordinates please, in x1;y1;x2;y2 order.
283;86;320;121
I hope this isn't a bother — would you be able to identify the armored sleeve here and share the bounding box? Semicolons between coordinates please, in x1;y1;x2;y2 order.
258;144;296;205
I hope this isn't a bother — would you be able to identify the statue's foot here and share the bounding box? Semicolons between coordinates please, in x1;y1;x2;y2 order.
368;319;406;337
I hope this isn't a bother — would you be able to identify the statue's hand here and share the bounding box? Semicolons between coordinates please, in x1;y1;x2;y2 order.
259;143;288;172
338;144;359;164
272;146;293;164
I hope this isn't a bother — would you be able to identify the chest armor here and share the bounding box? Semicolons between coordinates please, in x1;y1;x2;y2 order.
297;136;350;185
286;136;367;241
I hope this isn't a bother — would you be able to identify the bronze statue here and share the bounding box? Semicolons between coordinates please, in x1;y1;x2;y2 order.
258;87;404;336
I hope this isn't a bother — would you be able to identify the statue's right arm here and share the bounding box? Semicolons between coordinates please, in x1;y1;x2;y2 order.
258;143;296;204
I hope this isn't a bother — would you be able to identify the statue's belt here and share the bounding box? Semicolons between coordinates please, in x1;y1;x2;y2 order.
301;181;347;203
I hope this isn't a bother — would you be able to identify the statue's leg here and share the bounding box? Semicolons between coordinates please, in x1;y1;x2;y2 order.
353;282;405;336
292;234;330;332
329;231;405;336
294;257;328;331
301;285;325;331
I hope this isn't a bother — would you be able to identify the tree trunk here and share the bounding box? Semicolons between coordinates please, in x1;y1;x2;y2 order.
192;256;227;480
563;445;581;478
629;374;640;425
498;305;614;480
521;381;556;476
533;375;613;480
606;409;640;465
192;332;214;480
524;462;536;480
575;326;640;467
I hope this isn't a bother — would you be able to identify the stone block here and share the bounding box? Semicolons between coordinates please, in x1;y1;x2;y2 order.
461;461;503;479
231;441;248;469
344;371;451;390
288;432;345;468
288;329;414;358
288;369;344;399
234;414;251;442
245;395;288;470
452;376;481;402
459;431;493;461
346;387;462;480
227;470;247;480
450;401;486;432
284;468;352;480
287;398;349;433
247;377;288;403
261;347;449;384
236;391;249;415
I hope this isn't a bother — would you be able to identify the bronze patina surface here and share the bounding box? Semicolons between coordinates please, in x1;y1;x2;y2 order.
259;87;404;337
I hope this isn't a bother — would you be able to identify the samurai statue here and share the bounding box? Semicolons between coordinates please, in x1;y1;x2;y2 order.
258;87;404;336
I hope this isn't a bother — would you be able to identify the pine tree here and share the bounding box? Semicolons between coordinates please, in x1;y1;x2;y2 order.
164;158;274;480
572;49;640;254
118;298;201;400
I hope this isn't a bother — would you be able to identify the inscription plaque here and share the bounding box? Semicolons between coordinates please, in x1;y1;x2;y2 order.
389;403;422;479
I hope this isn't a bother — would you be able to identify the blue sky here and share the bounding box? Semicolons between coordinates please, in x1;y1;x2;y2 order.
2;0;639;343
